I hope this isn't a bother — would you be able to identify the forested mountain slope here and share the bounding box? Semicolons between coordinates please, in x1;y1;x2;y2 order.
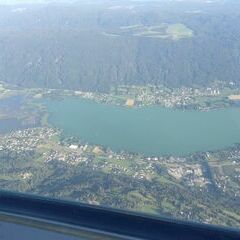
0;0;240;91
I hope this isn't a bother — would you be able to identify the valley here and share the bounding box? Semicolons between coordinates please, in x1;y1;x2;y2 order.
0;83;240;227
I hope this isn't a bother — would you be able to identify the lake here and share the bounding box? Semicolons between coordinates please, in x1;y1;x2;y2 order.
0;118;24;134
44;97;240;156
0;95;23;112
0;95;25;133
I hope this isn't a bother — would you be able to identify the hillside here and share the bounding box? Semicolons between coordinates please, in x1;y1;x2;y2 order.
0;0;240;91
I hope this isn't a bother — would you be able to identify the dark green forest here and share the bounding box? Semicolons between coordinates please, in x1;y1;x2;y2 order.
0;0;240;91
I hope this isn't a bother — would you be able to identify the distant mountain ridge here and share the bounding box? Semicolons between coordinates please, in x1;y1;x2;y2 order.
0;0;240;91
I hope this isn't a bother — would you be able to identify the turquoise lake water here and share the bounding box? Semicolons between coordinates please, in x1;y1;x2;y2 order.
44;97;240;156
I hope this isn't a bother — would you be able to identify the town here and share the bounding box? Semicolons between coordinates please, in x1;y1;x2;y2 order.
72;81;240;110
1;127;239;197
